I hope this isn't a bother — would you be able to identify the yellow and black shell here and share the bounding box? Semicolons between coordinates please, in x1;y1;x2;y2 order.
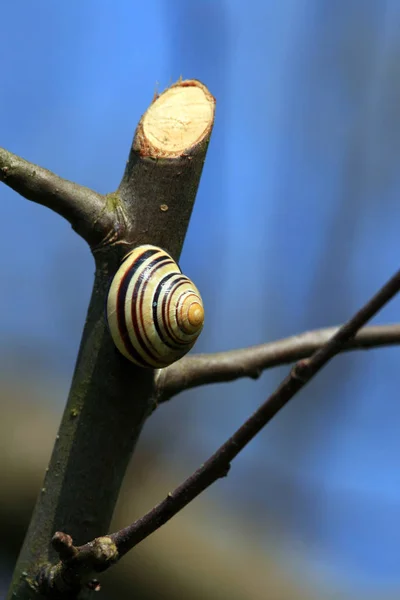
106;245;204;368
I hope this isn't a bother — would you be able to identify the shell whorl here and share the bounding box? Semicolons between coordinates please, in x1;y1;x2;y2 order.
106;245;204;368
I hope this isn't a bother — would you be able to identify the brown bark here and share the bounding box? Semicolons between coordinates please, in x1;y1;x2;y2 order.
5;79;215;599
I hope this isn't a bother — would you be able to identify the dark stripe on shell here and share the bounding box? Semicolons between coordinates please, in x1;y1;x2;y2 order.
162;276;191;346
152;272;180;350
116;248;157;366
134;256;175;364
110;245;202;368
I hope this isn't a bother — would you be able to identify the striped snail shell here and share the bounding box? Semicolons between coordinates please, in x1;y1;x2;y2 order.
106;245;204;368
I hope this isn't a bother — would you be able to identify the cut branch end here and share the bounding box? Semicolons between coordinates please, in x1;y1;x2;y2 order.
138;79;215;158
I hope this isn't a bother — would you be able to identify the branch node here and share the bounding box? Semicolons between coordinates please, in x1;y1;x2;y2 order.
36;536;118;597
291;358;311;382
52;531;78;561
89;536;119;569
220;463;231;478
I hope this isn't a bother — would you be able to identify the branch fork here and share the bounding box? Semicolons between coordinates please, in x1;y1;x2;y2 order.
37;533;117;597
4;79;216;600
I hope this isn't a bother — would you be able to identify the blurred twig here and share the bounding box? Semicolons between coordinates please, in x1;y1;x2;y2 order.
156;323;400;402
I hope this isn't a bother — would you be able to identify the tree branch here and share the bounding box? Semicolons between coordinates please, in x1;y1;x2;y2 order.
117;79;215;258
8;79;215;600
0;147;116;247
156;323;400;402
40;267;400;594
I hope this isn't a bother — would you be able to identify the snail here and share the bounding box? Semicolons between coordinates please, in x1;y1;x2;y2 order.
106;245;204;368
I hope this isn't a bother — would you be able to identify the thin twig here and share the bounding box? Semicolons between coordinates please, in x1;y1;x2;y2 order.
50;267;400;582
0;147;115;247
156;323;400;402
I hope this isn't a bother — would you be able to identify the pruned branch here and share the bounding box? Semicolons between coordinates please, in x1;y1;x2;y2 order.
118;79;215;259
7;79;215;600
156;323;400;402
39;268;400;595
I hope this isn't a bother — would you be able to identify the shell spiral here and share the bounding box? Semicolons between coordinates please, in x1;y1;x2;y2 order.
106;245;204;368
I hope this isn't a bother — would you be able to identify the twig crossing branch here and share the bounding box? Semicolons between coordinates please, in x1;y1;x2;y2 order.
156;323;400;402
45;267;400;595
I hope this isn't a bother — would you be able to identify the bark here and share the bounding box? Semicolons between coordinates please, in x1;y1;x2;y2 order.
5;79;215;599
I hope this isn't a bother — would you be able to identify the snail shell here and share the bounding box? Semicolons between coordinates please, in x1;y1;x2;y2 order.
106;245;204;368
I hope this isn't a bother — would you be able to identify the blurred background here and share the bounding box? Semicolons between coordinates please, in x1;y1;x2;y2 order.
1;1;400;598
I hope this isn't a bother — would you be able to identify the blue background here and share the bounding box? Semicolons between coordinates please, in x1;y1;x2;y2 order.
2;1;400;597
